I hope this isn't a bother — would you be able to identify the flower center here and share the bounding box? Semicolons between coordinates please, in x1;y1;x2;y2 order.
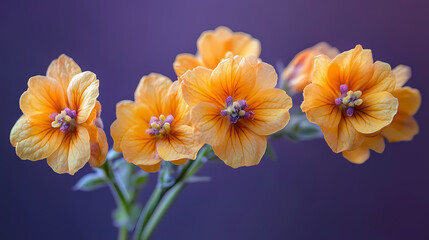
335;84;363;117
220;96;254;124
146;114;174;137
50;107;77;132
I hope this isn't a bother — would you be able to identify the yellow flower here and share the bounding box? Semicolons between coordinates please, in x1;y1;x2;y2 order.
180;56;292;168
110;73;203;172
301;45;399;157
10;54;108;174
173;26;261;76
342;65;421;163
282;42;339;92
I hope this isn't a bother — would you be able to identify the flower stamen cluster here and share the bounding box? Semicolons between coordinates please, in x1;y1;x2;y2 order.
50;107;77;132
334;84;363;116
220;96;254;124
146;114;174;136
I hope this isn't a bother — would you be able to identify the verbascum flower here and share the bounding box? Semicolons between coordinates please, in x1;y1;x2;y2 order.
173;26;261;77
10;54;108;174
110;74;203;172
301;45;399;158
282;42;339;92
342;65;421;163
180;55;292;168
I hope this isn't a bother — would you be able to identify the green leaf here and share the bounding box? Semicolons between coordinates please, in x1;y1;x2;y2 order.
73;173;107;191
133;171;149;186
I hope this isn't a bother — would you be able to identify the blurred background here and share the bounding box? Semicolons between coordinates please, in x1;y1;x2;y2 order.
1;0;428;239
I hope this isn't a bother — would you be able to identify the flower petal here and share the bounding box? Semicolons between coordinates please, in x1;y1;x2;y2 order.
46;54;82;92
138;161;162;173
156;125;203;161
89;127;108;167
191;102;230;147
197;27;230;69
47;125;90;175
393;87;421;116
161;81;190;126
321;118;365;153
351;92;398;134
134;73;172;112
210;56;257;101
392;65;411;89
111;101;155;152
173;54;203;77
342;135;385;164
328;45;374;91
382;114;419;143
171;159;188;166
213;126;267;168
301;83;341;128
20;76;67;117
120;125;159;166
253;60;278;92
310;54;336;94
181;66;224;108
244;88;292;135
67;71;99;124
229;33;261;58
13;114;65;161
360;61;395;95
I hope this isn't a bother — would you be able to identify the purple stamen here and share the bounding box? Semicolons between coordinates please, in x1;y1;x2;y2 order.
145;129;155;135
226;96;233;107
165;115;174;124
346;107;354;117
237;100;247;109
340;84;348;94
60;124;70;132
49;113;59;119
220;109;227;116
149;116;158;125
335;98;342;105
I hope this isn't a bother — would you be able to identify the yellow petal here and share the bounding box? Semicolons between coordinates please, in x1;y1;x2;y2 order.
310;54;336;94
173;54;203;77
191;102;230;147
393;87;421;116
67;71;99;124
210;56;257;101
328;45;374;91
138;161;162;173
197;28;229;69
342;135;385;164
181;66;224;108
47;125;90;175
213;126;267;168
89;127;108;167
20;76;67;117
229;32;261;58
161;81;190;125
392;65;411;89
171;158;188;166
301;83;341;128
321;118;365;153
360;61;395;95
244;88;292;135
120;125;159;166
253;60;278;92
351;92;398;134
156;125;203;161
342;147;370;164
46;54;82;92
13;114;65;161
382;113;419;142
135;73;172;112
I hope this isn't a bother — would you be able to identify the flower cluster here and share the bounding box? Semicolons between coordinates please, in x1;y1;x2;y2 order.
10;27;421;175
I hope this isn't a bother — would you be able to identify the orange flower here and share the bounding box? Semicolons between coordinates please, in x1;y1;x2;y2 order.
282;42;339;92
301;45;399;157
173;26;261;76
10;54;108;174
110;73;203;172
342;65;421;163
180;56;292;168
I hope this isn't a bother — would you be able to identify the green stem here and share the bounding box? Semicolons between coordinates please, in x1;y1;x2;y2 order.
133;146;210;240
101;158;131;240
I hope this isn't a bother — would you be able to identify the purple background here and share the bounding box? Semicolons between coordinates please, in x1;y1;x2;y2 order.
1;0;428;239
